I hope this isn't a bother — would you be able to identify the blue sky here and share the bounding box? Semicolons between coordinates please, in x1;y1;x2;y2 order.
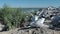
0;0;60;8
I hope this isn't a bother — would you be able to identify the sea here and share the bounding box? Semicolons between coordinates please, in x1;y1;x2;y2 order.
21;8;40;13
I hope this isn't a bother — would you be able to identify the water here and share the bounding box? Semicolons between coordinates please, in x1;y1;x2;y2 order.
21;8;40;13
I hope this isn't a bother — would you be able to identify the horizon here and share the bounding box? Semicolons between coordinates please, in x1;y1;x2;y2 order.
0;0;60;8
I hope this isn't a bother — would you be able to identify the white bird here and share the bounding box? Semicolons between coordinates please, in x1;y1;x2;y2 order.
36;18;49;28
29;10;50;28
29;15;49;28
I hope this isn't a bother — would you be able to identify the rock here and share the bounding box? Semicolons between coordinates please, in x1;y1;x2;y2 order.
0;23;5;32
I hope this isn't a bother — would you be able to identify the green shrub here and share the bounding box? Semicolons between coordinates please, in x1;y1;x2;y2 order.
0;4;27;30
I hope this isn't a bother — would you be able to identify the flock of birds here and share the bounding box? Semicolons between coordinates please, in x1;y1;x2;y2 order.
28;10;60;29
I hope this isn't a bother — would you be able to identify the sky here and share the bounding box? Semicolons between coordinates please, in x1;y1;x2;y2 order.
0;0;60;8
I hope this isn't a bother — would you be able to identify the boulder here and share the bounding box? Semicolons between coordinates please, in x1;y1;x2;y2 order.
0;23;5;32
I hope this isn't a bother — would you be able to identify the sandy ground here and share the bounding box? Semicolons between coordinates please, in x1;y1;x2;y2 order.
0;28;19;34
0;28;60;34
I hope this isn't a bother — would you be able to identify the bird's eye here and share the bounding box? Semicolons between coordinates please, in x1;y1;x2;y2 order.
50;15;53;17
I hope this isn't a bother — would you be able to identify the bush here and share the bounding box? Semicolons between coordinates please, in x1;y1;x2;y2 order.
0;4;27;30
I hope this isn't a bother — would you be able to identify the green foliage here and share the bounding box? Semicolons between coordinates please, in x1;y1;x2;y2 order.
0;4;27;30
